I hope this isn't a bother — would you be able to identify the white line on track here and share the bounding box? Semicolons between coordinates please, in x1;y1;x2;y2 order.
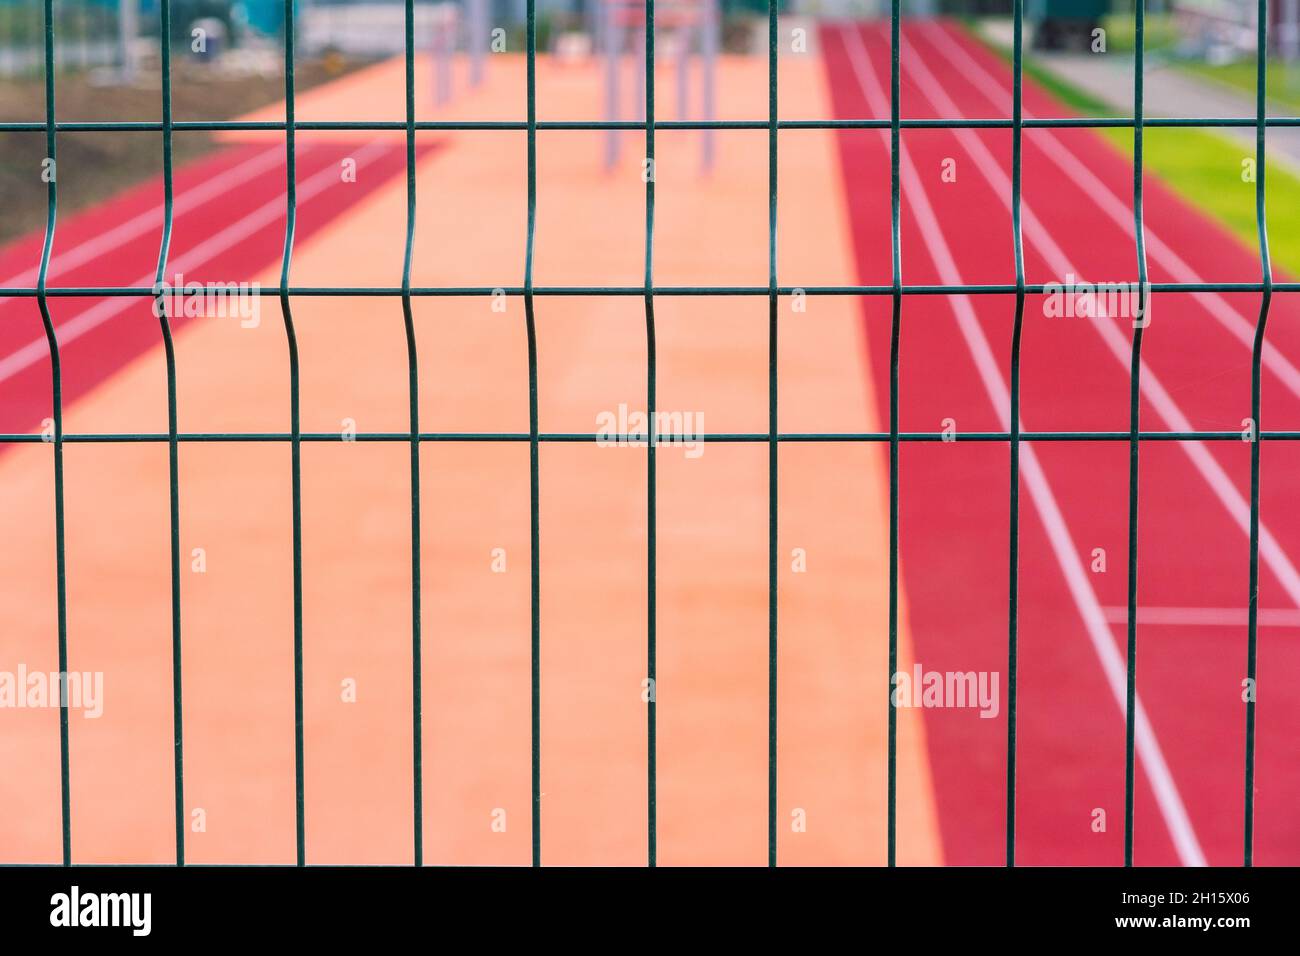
922;22;1300;403
898;25;1300;611
0;140;391;388
838;21;1207;866
0;144;287;290
1102;606;1300;628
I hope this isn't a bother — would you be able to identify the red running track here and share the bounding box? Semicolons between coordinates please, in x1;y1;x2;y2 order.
0;138;426;436
821;19;1300;865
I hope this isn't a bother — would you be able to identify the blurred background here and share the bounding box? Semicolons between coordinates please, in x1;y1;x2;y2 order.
0;0;1296;69
4;0;1296;252
0;0;1289;76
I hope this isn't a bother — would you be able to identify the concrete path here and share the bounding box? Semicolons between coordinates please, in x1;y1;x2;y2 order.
976;17;1300;172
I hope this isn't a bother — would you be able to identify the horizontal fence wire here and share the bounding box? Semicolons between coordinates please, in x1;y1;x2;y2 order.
4;431;1300;444
6;0;1281;867
3;283;1298;296
2;118;1299;131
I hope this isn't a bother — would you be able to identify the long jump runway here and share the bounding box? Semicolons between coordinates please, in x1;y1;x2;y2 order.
0;49;941;865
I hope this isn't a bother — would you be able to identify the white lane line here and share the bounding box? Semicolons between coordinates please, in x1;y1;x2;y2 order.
923;21;1300;401
0;140;391;387
0;145;287;289
1102;606;1300;628
899;26;1300;612
839;22;1207;867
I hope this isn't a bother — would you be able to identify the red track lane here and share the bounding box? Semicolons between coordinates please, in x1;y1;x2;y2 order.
0;138;426;435
907;20;1300;868
821;20;1300;865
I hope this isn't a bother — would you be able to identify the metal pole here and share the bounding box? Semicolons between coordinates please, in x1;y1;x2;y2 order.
604;2;621;169
435;7;453;105
469;0;487;85
676;21;689;122
1283;0;1299;62
119;0;138;82
701;0;717;171
79;0;89;71
634;23;646;123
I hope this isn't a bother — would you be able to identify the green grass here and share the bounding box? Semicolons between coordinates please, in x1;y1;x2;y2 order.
972;22;1300;276
1181;59;1300;114
1119;126;1300;273
1097;12;1181;55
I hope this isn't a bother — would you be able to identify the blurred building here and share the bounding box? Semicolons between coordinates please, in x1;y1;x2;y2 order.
1171;0;1299;58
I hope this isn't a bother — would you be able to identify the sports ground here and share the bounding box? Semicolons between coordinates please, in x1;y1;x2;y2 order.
0;18;1295;866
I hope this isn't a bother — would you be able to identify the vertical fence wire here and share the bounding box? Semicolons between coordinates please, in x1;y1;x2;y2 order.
1244;0;1273;868
36;0;72;867
886;1;902;870
401;0;425;867
151;0;186;866
1123;0;1149;869
1005;0;1026;869
766;0;779;869
524;0;543;869
644;0;659;869
278;0;307;868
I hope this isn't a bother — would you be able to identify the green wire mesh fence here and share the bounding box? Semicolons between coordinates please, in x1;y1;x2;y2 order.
1;0;1286;866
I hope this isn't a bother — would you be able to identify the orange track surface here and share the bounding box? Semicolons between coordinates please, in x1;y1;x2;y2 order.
0;53;940;864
